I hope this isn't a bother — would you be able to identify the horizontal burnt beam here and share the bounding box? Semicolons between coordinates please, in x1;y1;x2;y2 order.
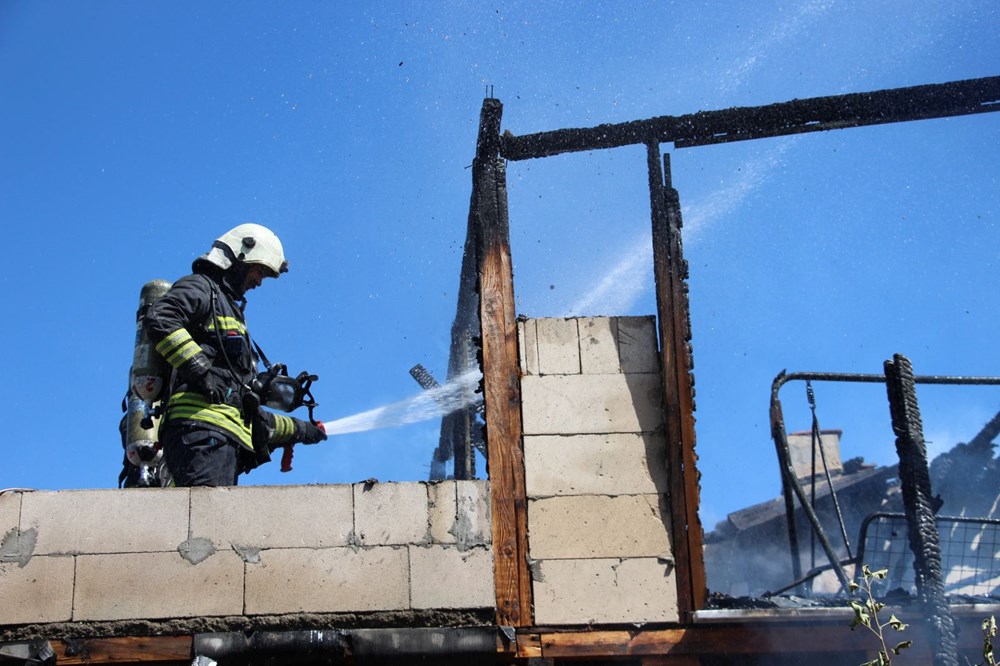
500;75;1000;159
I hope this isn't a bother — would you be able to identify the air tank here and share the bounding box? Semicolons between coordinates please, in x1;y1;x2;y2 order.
124;279;171;485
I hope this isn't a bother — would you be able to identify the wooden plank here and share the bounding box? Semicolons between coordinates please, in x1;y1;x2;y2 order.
647;146;706;616
539;626;871;658
516;632;543;659
536;615;993;660
662;155;706;612
475;98;533;628
55;636;191;664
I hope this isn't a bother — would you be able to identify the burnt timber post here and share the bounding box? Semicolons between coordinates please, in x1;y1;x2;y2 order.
473;98;533;627
647;145;707;615
884;354;958;666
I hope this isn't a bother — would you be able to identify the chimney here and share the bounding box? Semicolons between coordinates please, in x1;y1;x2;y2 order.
786;430;843;480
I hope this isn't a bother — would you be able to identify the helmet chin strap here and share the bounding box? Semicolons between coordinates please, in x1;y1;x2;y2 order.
221;262;251;303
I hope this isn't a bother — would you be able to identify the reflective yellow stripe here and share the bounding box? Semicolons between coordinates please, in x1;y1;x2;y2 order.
272;414;295;444
156;329;202;368
208;316;247;335
167;392;253;449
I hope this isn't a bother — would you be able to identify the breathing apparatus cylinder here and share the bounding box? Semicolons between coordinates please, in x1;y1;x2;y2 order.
125;280;172;480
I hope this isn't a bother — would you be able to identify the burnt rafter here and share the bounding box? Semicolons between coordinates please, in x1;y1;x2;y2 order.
500;75;1000;159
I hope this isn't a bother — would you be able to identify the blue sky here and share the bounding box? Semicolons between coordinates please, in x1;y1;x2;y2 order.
1;1;998;533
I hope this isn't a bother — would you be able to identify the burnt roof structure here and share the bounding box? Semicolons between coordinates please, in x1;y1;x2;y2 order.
2;76;1000;665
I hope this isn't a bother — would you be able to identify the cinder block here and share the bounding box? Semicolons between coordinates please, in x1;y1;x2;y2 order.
518;319;539;376
191;484;353;550
246;546;409;614
525;433;668;497
410;545;494;609
428;481;456;544
532;557;679;624
74;550;244;621
0;556;74;624
354;482;429;546
536;318;580;375
528;495;672;559
617;316;660;373
579;318;621;374
0;492;20;536
21;488;190;555
520;373;663;435
454;480;491;549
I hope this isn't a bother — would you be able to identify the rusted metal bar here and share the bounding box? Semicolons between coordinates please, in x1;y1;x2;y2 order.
648;144;706;615
474;98;533;627
768;395;805;590
884;354;958;666
500;76;1000;160
773;369;1000;392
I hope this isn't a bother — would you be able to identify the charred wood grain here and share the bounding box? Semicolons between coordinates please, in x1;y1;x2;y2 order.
648;146;706;615
501;76;1000;160
884;354;958;666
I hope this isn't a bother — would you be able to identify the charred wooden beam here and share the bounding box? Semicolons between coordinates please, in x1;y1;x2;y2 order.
501;76;1000;160
648;147;705;615
54;636;192;665
473;98;533;627
885;354;958;666
437;163;487;481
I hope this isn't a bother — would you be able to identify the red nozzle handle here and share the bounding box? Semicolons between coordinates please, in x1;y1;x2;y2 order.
280;421;323;473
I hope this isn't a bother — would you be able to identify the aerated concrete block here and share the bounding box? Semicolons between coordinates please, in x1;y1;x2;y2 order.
520;373;663;435
190;484;353;550
428;481;457;544
0;492;20;536
579;317;621;374
354;482;429;546
525;433;668;497
617;316;660;374
73;550;244;621
536;318;581;375
409;545;494;609
454;480;491;550
518;319;539;376
532;557;679;625
428;480;492;549
21;488;190;555
0;556;74;625
528;495;672;560
245;546;409;614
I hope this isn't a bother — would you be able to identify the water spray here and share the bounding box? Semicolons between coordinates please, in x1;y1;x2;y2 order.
322;368;483;436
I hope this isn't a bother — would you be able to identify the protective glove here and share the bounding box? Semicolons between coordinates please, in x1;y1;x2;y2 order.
179;354;227;404
293;418;327;444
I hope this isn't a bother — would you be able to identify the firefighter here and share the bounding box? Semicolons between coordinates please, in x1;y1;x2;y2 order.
144;223;327;486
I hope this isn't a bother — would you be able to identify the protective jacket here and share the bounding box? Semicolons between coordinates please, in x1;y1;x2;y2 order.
144;264;296;460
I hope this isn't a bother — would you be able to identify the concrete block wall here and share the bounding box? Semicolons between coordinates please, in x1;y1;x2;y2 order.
519;316;679;625
0;480;492;627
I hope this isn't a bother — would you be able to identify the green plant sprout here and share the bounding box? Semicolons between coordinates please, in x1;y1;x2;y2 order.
849;565;912;666
976;615;997;666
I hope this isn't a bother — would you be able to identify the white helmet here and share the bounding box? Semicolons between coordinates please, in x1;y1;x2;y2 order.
199;223;288;277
